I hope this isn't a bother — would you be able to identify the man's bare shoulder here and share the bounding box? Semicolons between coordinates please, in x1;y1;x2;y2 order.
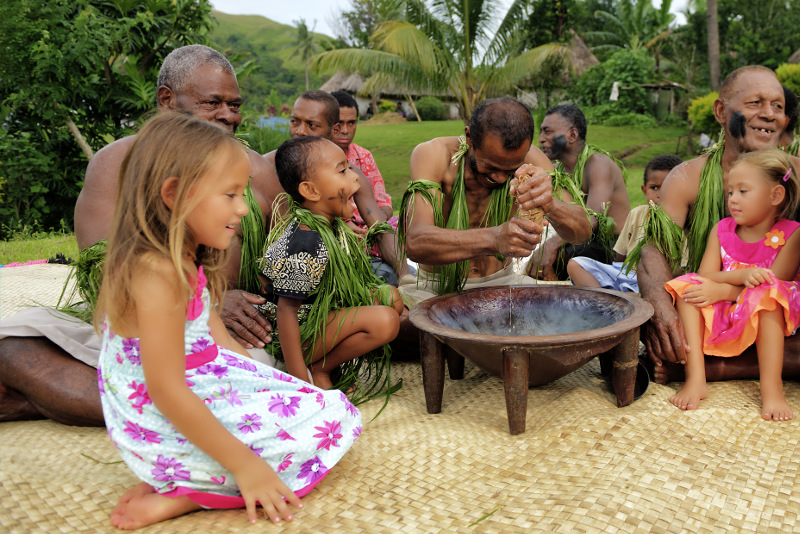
525;144;554;170
83;135;137;188
585;152;623;180
663;156;706;189
409;136;460;182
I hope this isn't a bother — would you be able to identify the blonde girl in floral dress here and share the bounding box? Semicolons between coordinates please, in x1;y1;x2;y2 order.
666;149;800;420
95;113;361;529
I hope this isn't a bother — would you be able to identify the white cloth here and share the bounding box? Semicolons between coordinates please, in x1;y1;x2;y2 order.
1;306;275;368
609;81;620;101
570;258;639;293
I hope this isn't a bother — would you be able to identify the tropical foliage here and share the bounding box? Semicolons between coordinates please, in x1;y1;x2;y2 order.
586;0;674;70
289;19;320;91
687;92;720;134
0;0;214;236
776;64;800;97
311;0;572;120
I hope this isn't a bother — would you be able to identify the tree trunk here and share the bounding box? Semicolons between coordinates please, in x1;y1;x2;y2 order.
707;0;721;91
66;118;94;160
404;90;421;122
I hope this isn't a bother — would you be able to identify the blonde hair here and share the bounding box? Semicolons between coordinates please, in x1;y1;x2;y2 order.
96;112;246;332
733;148;800;222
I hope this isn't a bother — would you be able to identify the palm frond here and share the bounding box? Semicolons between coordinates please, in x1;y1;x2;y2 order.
488;43;570;94
484;0;529;64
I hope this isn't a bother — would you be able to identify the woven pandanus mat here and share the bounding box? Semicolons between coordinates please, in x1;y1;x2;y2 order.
3;265;800;532
0;264;76;319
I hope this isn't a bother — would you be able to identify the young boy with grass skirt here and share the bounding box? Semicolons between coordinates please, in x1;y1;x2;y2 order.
256;136;403;404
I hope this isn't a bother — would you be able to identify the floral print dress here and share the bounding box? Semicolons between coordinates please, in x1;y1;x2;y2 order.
97;267;361;507
665;218;800;357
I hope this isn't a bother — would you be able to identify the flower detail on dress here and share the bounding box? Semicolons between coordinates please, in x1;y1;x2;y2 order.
186;266;207;321
275;424;296;441
97;370;107;395
315;392;325;410
765;229;785;249
127;381;152;414
237;413;263;434
340;391;358;418
297;457;327;485
298;386;315;394
211;384;247;407
278;453;293;472
123;421;162;444
313;420;342;451
223;353;257;372
268;394;301;418
191;338;213;354
249;444;264;456
210;476;226;485
353;426;362;439
151;455;191;482
273;370;294;382
196;364;229;379
122;338;141;365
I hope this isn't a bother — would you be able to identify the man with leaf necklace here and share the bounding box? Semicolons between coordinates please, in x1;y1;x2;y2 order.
630;66;800;384
536;104;629;281
397;98;592;313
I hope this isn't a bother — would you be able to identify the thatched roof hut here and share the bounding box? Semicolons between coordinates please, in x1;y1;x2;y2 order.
319;72;364;93
567;32;599;77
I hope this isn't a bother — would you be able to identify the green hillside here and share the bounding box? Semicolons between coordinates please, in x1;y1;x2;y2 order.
210;11;335;114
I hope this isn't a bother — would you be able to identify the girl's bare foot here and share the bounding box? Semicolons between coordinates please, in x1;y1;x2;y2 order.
761;386;793;421
669;378;708;410
111;482;201;530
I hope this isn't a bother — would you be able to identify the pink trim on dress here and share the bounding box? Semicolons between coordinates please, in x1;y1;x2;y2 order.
185;344;219;370
186;266;207;321
158;470;329;508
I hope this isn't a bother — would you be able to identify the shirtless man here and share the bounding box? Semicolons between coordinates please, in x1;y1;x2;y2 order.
536;104;630;280
399;97;591;307
263;90;403;277
636;65;800;383
0;45;278;425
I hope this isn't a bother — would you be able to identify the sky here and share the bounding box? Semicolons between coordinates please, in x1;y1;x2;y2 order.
210;0;690;39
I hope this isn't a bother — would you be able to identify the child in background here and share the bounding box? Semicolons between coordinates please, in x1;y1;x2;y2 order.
665;149;800;420
258;136;403;395
567;154;683;291
96;113;361;529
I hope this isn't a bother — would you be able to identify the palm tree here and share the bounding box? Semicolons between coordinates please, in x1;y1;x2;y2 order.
682;0;720;91
587;0;675;71
705;0;720;90
290;18;318;91
311;0;570;121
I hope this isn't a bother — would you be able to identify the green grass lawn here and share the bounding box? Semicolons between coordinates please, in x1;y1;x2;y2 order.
0;234;79;265
355;120;692;211
1;121;694;264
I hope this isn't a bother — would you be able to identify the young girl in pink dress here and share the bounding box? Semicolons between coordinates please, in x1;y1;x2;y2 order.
665;149;800;420
95;113;361;529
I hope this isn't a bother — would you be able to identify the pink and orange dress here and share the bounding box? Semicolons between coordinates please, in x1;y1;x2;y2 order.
665;217;800;356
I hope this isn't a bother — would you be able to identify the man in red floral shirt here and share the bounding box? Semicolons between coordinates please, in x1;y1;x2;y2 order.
332;91;404;284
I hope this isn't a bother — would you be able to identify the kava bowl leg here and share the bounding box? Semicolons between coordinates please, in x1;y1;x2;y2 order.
612;327;639;407
420;331;445;414
503;347;530;435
